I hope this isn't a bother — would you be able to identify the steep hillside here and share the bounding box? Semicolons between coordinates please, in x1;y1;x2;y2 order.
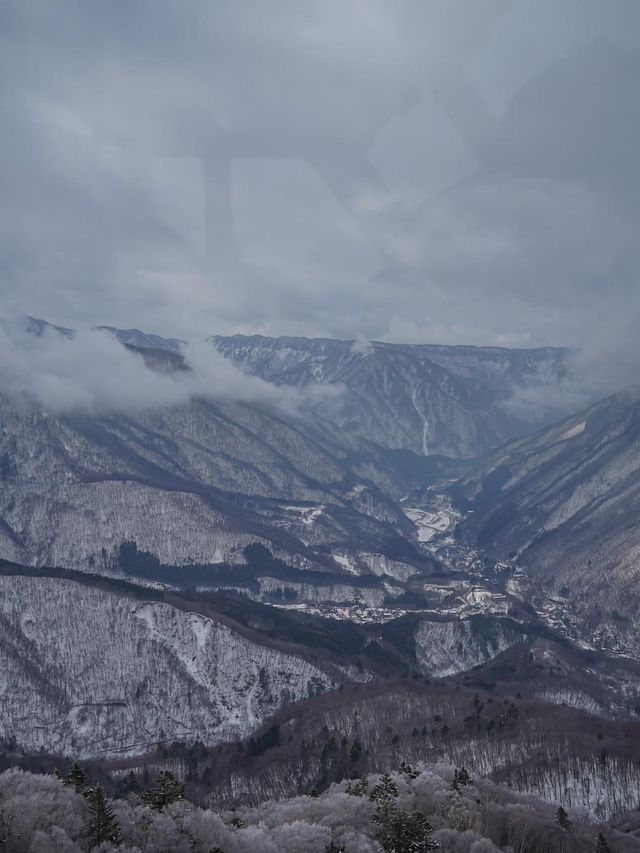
212;334;571;457
0;573;339;758
176;676;640;818
452;388;640;654
2;563;639;761
0;321;575;602
0;388;433;584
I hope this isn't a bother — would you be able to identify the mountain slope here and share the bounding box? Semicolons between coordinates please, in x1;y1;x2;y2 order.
0;389;432;579
212;334;571;457
452;388;640;654
184;676;640;818
3;559;640;761
0;572;340;759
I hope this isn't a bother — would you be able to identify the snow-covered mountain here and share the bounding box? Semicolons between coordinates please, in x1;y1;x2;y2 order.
5;319;640;768
212;334;572;457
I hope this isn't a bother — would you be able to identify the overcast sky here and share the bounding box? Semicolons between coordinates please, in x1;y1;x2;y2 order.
1;1;639;374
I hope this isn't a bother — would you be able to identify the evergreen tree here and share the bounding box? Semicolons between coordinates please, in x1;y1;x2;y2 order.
595;832;611;852
115;770;140;798
369;773;398;804
371;773;400;852
370;773;437;852
0;809;8;850
374;805;438;852
555;806;573;833
66;761;87;794
451;767;473;791
142;770;185;811
86;785;121;846
397;811;438;852
398;760;419;779
350;739;363;764
55;761;87;794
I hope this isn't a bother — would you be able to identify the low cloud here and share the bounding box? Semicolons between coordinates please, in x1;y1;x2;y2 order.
501;378;594;424
0;322;338;417
350;334;373;356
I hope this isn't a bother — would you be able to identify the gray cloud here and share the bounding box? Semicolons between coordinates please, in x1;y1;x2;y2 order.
1;0;639;396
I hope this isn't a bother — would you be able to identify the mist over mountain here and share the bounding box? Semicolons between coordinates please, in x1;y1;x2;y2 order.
0;318;327;416
1;324;640;845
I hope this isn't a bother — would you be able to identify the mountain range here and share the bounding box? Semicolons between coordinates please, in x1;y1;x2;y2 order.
2;319;640;822
211;333;572;457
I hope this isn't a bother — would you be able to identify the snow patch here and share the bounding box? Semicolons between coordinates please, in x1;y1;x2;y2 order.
559;420;586;441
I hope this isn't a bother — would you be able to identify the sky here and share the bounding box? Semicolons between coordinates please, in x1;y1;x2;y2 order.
1;0;640;383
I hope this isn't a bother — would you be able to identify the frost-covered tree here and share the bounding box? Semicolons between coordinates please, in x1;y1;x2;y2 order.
0;764;632;853
346;775;368;797
30;826;83;852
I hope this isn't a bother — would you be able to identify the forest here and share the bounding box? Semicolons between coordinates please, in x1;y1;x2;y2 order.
0;761;635;852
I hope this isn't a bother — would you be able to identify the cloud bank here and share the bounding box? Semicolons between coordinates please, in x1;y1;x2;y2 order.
1;1;639;396
0;323;335;417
